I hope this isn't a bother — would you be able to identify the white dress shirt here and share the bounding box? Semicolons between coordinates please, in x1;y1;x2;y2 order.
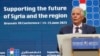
73;23;82;34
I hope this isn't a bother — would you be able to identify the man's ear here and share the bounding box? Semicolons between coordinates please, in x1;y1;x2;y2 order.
81;16;84;20
81;16;84;21
82;17;84;20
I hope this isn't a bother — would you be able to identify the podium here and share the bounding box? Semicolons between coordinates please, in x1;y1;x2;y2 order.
57;34;100;56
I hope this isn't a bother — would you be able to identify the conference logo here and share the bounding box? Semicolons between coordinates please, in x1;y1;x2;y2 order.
72;0;100;27
7;48;20;56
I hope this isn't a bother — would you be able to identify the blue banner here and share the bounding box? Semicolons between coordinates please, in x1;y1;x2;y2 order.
0;0;100;56
72;37;99;49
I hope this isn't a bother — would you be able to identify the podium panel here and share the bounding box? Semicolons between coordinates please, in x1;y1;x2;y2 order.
57;34;100;56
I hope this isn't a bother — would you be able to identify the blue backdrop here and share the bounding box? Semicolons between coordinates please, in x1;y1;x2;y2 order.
0;0;100;56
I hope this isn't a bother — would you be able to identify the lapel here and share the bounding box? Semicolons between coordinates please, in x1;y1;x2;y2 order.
82;24;87;34
70;24;73;33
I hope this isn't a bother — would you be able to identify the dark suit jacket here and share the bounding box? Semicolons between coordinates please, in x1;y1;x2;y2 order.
59;24;96;34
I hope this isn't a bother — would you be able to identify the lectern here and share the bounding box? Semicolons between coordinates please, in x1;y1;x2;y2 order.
57;34;100;56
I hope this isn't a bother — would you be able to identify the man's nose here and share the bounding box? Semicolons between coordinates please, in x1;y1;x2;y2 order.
73;15;77;18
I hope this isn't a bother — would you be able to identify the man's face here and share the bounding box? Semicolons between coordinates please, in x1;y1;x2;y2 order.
71;9;83;25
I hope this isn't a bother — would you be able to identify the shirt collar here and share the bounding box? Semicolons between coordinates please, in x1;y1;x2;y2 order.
73;23;82;28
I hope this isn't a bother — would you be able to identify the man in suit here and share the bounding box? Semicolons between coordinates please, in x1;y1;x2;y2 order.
57;7;96;51
59;7;96;34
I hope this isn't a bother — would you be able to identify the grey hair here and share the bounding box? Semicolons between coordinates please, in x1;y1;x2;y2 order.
71;7;84;16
